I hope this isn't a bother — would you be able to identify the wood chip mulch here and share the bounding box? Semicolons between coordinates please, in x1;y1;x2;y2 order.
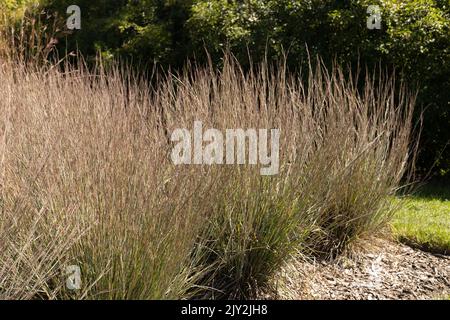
273;238;449;300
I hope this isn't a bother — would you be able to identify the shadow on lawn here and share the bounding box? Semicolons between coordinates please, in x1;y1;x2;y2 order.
413;179;450;201
396;236;449;256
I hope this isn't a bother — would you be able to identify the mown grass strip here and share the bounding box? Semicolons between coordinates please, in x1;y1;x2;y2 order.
392;182;450;255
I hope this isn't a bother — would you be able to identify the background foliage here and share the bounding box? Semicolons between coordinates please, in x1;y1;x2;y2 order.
2;0;449;176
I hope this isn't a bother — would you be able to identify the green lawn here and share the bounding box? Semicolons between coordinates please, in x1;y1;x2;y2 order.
392;182;450;255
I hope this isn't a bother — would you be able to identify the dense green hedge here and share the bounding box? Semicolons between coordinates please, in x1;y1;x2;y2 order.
6;0;450;175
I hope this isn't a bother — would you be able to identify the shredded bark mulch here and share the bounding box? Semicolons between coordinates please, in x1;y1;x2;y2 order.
274;238;449;300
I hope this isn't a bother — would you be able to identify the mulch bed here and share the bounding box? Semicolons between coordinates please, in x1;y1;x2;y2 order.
273;238;449;300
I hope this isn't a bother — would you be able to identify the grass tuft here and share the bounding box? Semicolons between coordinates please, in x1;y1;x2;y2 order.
0;45;417;298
